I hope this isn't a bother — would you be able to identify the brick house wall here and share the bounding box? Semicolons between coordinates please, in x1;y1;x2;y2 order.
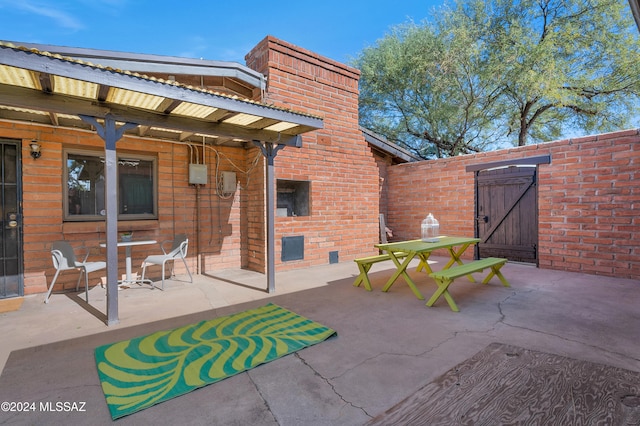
386;129;640;279
7;120;251;296
246;36;381;270
8;36;385;297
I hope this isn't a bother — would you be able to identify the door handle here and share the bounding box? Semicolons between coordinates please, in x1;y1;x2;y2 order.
6;212;18;228
476;216;488;223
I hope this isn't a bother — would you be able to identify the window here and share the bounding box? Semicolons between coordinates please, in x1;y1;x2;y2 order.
276;180;310;217
65;150;157;221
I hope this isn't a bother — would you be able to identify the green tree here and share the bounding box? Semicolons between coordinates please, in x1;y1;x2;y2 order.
355;0;640;158
356;18;500;158
477;0;640;146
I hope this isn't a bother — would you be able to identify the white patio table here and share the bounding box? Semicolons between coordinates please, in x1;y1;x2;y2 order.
99;239;157;287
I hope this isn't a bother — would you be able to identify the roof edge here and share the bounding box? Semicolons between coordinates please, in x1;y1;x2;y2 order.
2;40;267;90
361;126;420;163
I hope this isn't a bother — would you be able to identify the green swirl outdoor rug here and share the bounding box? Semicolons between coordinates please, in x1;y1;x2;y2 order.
95;303;337;420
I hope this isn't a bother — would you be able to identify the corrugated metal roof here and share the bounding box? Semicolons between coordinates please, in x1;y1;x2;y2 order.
0;41;323;146
8;40;268;92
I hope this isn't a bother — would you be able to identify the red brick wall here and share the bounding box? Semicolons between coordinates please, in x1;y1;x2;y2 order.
246;36;381;270
386;129;640;279
4;36;385;297
4;121;250;295
244;146;266;273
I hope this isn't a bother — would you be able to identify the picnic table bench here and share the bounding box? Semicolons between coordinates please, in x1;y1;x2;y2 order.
427;257;510;312
353;252;408;291
375;237;481;300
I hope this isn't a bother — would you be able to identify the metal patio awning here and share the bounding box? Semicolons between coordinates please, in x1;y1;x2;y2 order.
0;41;323;325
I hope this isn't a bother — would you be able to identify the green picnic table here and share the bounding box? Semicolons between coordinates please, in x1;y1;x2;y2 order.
375;236;481;300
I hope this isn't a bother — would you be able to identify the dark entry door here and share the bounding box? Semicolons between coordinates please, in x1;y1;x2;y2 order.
0;140;22;298
476;166;537;264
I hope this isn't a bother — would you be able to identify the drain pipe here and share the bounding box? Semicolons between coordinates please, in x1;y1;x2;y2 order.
196;183;201;275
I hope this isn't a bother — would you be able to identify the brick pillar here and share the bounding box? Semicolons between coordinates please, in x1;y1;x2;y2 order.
245;37;381;270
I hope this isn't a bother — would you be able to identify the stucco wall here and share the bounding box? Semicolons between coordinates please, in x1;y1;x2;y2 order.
386;129;640;279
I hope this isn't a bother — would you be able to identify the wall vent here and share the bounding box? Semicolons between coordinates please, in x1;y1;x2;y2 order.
281;236;304;261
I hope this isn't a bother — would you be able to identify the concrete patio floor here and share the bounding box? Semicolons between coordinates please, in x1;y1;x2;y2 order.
0;257;638;425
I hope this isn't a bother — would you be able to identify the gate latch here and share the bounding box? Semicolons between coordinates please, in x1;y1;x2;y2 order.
476;215;488;223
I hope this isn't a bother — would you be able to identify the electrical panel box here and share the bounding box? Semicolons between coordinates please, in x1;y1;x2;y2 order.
189;164;208;185
222;171;236;193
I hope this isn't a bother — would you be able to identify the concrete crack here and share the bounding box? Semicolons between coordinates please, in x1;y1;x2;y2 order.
294;352;373;419
246;371;281;425
496;290;640;364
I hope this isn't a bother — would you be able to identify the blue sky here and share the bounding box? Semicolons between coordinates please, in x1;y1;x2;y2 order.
0;0;445;65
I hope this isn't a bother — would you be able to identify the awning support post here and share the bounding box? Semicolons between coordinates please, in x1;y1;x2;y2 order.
80;113;137;326
253;140;286;293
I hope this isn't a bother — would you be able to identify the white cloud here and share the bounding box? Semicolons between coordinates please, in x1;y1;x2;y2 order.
4;1;84;30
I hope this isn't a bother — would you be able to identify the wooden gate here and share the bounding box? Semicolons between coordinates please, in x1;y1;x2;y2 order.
475;166;538;263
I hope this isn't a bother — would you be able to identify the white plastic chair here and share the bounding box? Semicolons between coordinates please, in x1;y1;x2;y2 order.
140;234;193;290
45;241;106;304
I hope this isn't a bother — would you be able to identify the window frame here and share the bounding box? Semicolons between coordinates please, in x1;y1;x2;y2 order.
63;148;158;222
276;179;311;217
